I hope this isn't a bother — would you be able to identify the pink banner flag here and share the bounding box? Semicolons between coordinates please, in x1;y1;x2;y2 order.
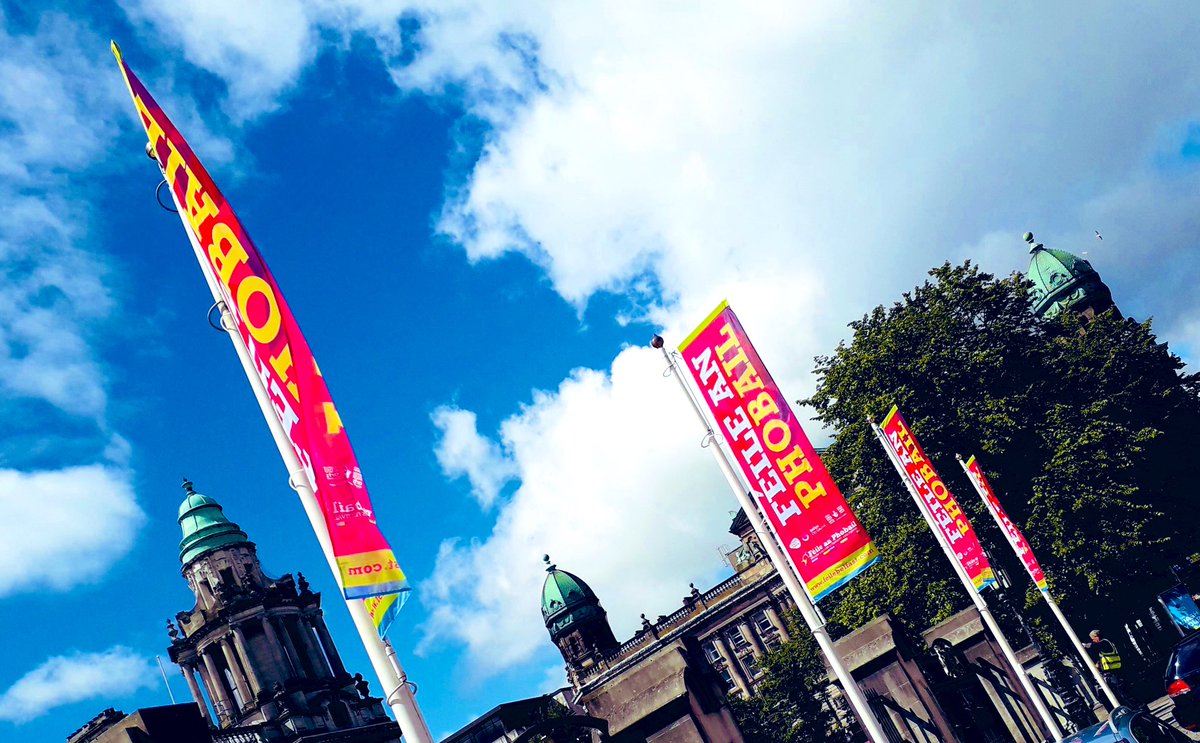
680;301;878;600
113;44;407;601
879;406;995;592
963;455;1048;592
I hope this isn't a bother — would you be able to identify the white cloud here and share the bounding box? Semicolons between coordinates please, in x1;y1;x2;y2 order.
539;663;567;694
0;13;127;421
409;3;1200;681
418;347;739;677
432;406;517;510
0;13;145;600
0;647;156;724
136;1;1200;377
118;0;317;121
0;465;143;597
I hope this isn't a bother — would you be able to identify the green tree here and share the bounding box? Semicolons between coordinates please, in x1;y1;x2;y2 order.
801;261;1200;635
526;699;594;743
728;612;846;743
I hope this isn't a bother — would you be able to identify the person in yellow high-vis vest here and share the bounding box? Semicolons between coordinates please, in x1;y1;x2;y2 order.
1084;629;1131;707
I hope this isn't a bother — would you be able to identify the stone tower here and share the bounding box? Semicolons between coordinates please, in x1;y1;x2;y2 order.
167;480;399;741
1024;231;1120;321
541;556;619;672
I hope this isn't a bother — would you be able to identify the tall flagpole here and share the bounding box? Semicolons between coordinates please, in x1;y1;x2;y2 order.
153;150;434;743
656;338;888;743
871;419;1063;742
956;455;1120;709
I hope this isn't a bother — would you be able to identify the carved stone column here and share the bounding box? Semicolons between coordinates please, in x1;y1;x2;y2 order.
219;637;252;711
311;612;347;677
765;604;790;642
181;663;211;725
741;622;765;656
201;650;232;723
231;625;262;698
297;615;331;677
276;616;308;677
713;634;750;697
261;615;295;678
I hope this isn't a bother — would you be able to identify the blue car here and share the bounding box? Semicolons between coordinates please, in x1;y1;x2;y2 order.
1065;707;1189;742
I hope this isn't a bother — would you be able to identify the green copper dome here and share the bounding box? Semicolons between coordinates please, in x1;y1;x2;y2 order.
1024;231;1113;319
178;479;249;564
541;556;605;640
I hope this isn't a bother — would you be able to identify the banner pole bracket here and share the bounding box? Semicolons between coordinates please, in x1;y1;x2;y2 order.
206;302;227;332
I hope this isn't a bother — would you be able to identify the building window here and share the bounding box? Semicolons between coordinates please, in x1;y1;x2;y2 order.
742;654;763;679
725;627;750;652
717;666;737;692
702;640;722;664
764;633;783;650
752;609;774;635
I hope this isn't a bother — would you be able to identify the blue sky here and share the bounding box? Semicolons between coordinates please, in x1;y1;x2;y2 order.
2;2;1200;741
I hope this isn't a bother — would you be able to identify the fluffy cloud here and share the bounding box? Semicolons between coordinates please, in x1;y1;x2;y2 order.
432;407;517;510
118;0;317;120
0;647;156;724
410;4;1200;681
0;466;143;597
0;12;126;421
0;12;145;600
419;347;739;677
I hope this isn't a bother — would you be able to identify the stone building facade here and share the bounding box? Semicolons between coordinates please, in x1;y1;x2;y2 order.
68;480;403;743
167;480;400;742
539;509;1097;743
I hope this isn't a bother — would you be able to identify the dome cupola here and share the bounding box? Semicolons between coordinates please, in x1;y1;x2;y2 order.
1024;231;1116;320
541;556;607;640
178;478;249;564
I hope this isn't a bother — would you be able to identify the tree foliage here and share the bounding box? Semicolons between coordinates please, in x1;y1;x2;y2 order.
728;612;846;743
801;261;1200;635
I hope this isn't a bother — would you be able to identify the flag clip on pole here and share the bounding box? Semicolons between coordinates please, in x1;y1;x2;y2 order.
153;160;434;743
870;419;1064;742
956;455;1121;710
655;337;889;743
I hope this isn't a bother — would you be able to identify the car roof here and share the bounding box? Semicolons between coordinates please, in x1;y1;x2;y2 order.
1065;707;1137;743
1172;630;1200;650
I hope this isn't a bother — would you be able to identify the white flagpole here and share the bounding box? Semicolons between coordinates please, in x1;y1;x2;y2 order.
870;419;1063;742
155;155;434;743
956;455;1120;709
656;339;888;743
155;656;177;704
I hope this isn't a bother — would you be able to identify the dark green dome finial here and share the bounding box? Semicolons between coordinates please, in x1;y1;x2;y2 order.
1024;230;1112;319
540;557;606;640
178;480;249;564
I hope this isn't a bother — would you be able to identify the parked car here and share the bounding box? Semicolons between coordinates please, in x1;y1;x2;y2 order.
1164;630;1200;730
1065;706;1190;742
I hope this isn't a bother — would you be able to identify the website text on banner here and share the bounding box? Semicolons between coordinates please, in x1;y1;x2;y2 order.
113;46;407;601
963;455;1048;592
679;301;878;600
879;406;995;591
365;593;404;638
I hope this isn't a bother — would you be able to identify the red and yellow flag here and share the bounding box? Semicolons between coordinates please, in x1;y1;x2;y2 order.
112;44;407;602
680;301;878;600
879;406;995;592
963;455;1048;592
